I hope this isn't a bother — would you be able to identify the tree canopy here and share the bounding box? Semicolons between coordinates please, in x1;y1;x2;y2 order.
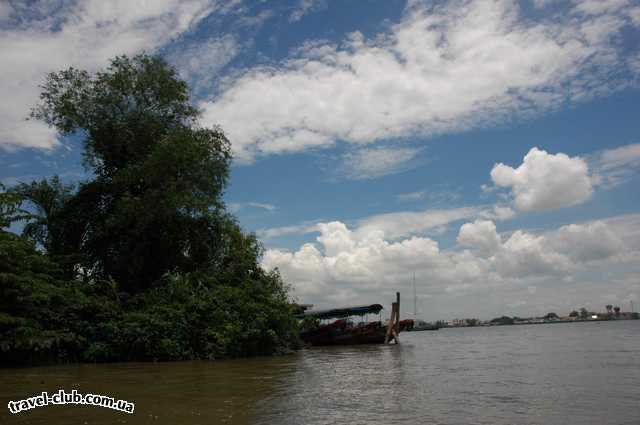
0;54;300;365
31;54;234;292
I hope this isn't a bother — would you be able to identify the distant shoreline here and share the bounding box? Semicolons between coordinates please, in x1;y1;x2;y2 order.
443;317;639;329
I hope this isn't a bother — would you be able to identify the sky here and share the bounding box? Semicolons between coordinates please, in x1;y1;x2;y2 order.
1;0;640;320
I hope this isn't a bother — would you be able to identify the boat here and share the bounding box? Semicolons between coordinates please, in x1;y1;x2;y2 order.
297;294;412;346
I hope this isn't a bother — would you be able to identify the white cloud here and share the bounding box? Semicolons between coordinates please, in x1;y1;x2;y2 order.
481;205;516;221
490;147;593;212
228;201;277;213
397;186;462;205
167;35;239;96
457;220;502;257
548;221;625;263
335;146;421;180
0;0;218;150
532;0;562;8
494;230;573;277
630;7;640;26
256;222;321;240
589;143;640;189
256;205;483;245
257;203;511;243
397;190;426;202
201;0;638;161
0;2;13;21
263;214;636;314
574;0;631;16
247;202;276;211
354;206;482;240
289;0;327;23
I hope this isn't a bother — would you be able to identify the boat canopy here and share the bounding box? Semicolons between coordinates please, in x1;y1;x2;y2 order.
296;304;384;320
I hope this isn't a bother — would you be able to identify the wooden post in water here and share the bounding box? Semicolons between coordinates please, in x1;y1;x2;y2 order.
385;292;401;344
395;292;400;337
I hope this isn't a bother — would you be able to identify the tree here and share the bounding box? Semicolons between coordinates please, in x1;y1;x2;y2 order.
0;228;82;364
32;54;232;293
606;304;613;315
544;312;559;320
1;54;302;365
13;177;76;255
1;53;302;363
0;183;23;228
490;316;514;325
614;306;621;316
569;310;579;318
579;308;589;319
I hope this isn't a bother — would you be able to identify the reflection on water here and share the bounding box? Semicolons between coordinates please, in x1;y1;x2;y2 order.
2;321;639;425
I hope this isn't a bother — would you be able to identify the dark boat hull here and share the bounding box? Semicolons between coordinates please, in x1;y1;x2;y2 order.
300;320;412;346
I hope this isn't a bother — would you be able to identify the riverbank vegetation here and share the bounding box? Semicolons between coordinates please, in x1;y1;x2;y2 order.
0;55;300;365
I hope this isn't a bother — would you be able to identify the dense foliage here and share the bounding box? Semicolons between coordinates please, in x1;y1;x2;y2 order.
0;55;300;365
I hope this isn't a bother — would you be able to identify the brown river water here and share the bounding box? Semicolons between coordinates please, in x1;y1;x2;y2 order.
2;320;639;425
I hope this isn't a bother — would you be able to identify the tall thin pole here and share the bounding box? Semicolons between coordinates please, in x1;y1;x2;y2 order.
413;272;417;319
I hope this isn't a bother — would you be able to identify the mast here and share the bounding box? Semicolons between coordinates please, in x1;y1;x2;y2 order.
413;272;417;319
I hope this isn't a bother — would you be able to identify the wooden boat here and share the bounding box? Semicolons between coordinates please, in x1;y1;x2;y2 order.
297;294;411;346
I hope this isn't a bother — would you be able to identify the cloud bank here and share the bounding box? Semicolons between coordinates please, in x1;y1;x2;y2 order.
262;214;639;314
201;0;640;161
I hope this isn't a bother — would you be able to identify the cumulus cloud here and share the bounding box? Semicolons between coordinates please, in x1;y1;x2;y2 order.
490;147;593;212
457;220;502;257
200;0;639;161
494;230;573;277
0;0;218;150
548;221;625;263
263;214;635;312
257;202;514;243
262;221;489;306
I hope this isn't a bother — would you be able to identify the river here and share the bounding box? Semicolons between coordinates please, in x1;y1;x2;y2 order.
2;320;639;424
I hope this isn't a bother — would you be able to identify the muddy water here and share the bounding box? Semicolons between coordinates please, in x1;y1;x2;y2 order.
2;320;639;425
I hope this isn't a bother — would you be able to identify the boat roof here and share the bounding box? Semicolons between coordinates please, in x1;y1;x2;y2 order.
296;304;384;319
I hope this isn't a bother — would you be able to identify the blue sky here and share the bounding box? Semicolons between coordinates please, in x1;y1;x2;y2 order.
1;0;640;319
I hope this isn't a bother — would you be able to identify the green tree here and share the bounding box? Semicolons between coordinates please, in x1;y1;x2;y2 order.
614;306;620;316
32;54;232;293
490;316;514;325
1;53;302;363
0;183;23;228
13;176;75;253
0;55;301;365
12;177;81;279
579;307;589;319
